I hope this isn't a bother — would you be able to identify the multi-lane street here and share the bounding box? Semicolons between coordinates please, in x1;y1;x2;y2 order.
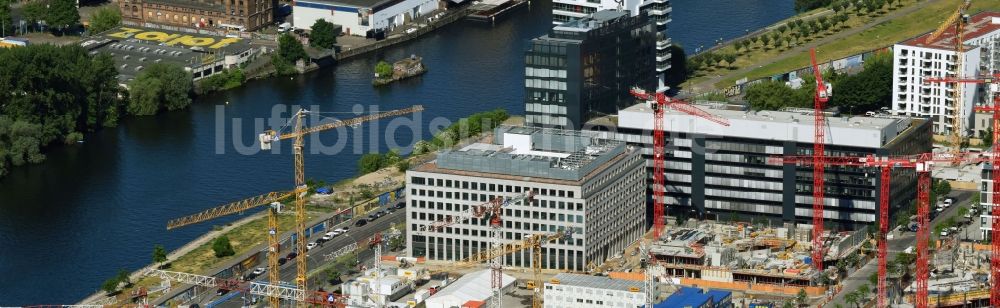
161;201;406;307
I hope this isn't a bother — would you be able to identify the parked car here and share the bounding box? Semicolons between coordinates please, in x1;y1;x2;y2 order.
307;242;318;250
394;202;405;209
940;230;949;237
405;28;417;34
322;232;336;241
278;257;287;265
286;252;298;260
252;267;267;276
217;288;230;296
334;227;348;234
355;219;368;227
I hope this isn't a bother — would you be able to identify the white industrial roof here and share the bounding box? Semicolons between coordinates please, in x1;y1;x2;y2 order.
617;103;914;148
424;269;515;308
548;273;644;292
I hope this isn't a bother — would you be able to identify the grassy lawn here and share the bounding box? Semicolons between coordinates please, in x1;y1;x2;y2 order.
684;0;919;87
708;0;1000;89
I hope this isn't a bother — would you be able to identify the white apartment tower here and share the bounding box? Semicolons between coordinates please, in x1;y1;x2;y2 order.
552;0;671;90
891;12;1000;136
405;126;646;272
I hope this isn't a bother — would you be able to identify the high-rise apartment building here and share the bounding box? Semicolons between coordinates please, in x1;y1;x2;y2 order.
586;103;932;230
551;0;670;91
891;12;1000;136
524;10;657;130
405;126;645;271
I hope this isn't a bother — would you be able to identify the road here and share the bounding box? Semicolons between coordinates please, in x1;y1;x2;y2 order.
824;189;975;307
159;201;406;307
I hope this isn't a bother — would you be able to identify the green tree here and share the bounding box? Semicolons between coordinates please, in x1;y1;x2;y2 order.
828;52;891;114
22;1;47;25
116;269;131;286
101;276;119;294
794;0;834;12
88;6;121;34
761;35;772;49
665;44;687;88
0;45;123;178
844;291;859;308
722;53;736;69
980;126;993;148
796;288;808;305
857;284;870;300
278;33;308;63
777;24;788;34
0;0;12;37
745;81;809;110
310;19;338;49
47;0;80;32
396;159;410;172
868;272;878;286
782;301;794;308
935;179;952;197
358;153;385;174
212;235;235;258
152;244;168;264
127;63;193;115
375;60;393;79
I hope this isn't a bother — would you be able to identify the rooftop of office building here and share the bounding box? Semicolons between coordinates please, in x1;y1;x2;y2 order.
412;126;633;184
900;11;1000;51
590;102;924;148
547;273;644;293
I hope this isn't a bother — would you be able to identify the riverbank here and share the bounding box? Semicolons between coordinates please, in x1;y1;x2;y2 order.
77;112;521;305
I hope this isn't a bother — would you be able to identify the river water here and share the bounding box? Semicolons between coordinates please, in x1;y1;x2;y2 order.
0;0;793;303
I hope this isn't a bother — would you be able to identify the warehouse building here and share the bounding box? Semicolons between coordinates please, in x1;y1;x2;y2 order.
79;26;259;83
585;102;932;230
891;11;1000;136
292;0;438;33
542;273;646;308
405;126;646;271
118;0;276;32
424;269;515;308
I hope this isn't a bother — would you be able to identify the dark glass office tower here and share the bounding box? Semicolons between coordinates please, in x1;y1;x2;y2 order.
524;10;657;130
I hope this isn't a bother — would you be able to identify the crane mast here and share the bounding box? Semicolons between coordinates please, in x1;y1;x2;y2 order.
810;48;830;273
628;87;730;239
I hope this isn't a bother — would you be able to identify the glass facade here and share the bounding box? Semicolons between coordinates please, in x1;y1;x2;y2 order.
525;10;657;130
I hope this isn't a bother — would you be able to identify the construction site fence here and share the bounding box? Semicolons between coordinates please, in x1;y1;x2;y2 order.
678;277;827;296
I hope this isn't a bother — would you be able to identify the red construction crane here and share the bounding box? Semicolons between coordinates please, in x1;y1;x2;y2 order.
629;87;730;239
924;72;1000;306
770;152;985;308
809;48;832;272
975;98;1000;307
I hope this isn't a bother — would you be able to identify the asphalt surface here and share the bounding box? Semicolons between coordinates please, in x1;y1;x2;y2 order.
170;202;406;307
824;189;975;307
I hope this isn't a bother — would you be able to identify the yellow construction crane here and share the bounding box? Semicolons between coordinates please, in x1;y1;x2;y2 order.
259;105;423;306
164;105;423;307
927;0;971;151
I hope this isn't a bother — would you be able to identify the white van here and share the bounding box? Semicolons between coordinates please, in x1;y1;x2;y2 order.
278;22;292;32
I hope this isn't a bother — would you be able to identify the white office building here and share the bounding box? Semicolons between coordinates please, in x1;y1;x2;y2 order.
292;0;438;34
980;163;996;241
543;273;646;308
585;102;932;230
405;126;646;271
891;11;1000;136
551;0;671;90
